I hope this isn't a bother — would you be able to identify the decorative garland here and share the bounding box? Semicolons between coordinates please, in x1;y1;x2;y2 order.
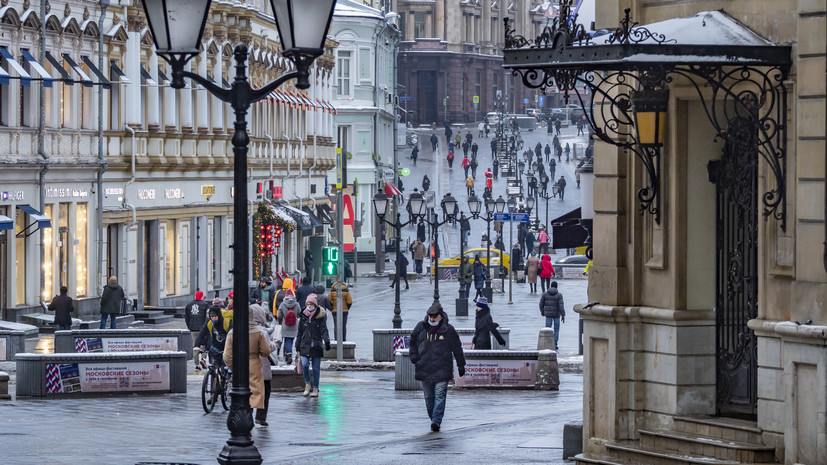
252;202;295;280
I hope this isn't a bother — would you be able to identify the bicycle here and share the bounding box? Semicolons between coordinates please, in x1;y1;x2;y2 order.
199;349;231;413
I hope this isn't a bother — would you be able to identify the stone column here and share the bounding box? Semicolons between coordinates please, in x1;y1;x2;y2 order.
425;11;433;37
406;12;415;41
196;51;209;133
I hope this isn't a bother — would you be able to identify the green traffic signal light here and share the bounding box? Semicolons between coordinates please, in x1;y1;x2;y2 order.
322;246;339;276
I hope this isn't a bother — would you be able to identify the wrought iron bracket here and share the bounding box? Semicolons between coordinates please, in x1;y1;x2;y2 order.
502;4;790;230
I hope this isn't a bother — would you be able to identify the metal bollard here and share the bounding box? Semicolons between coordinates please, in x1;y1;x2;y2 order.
578;318;584;355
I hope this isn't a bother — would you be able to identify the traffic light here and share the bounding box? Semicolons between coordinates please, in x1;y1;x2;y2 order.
323;246;339;276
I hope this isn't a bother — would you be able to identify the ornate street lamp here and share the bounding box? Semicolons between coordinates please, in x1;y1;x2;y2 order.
579;158;595;259
140;2;336;464
469;194;498;301
631;87;668;224
374;190;425;328
421;193;458;306
526;195;536;213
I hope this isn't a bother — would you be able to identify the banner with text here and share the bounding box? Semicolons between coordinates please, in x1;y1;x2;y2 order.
454;358;538;388
74;337;178;353
46;361;170;394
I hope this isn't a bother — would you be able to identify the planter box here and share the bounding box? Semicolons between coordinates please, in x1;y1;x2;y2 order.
0;330;27;361
373;328;510;362
54;329;193;360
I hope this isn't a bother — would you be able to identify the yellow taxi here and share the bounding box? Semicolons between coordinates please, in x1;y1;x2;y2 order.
434;247;511;275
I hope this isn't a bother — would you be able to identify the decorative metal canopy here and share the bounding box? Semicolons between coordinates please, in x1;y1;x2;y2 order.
503;4;792;229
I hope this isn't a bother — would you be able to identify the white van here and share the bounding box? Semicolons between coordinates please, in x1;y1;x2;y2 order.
485;112;500;125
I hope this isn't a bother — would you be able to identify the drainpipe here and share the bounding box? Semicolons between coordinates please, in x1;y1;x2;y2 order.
38;0;50;306
96;0;110;296
308;64;319;209
292;133;304;206
124;125;137;226
824;51;827;273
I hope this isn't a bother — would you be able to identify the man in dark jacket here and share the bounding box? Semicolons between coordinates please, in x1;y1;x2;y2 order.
538;281;566;348
185;290;208;344
390;251;409;289
100;276;125;329
409;303;466;432
250;277;274;306
48;286;74;330
295;276;316;308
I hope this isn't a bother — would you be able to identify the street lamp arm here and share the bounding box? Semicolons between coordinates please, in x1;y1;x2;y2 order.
177;69;233;103
249;71;301;103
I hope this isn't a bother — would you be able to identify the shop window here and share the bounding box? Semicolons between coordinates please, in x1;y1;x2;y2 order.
75;203;88;297
179;221;190;292
58;203;69;289
60;78;72;128
14;208;26;305
81;63;92;129
399;13;406;40
336;51;351;97
43;205;54;301
165;220;176;295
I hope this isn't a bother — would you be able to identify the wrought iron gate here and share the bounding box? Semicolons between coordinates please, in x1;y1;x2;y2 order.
711;117;759;418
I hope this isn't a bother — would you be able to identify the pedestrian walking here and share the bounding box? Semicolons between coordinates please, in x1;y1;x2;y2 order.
462;140;470;157
465;132;472;145
494;235;505;252
471;141;479;158
538;226;550;255
447;150;455;169
534;142;542;161
565;143;571;161
430;133;438;151
250;277;274;307
490;137;497;158
576;118;584;136
304;251;314;283
555;143;563;162
484;123;490;137
278;289;301;364
492;158;499;179
448;141;456;153
412;239;427;274
296;276;316;309
411;145;419;165
473;257;487;300
409;303;466;432
557;176;567;200
185;290;208;349
48;285;74;331
460;214;471;246
555;119;561;135
328;281;352;341
462;155;471;177
526;253;539;293
99;276;125;329
417;219;426;242
539;254;555;292
539;281;566;348
525;229;536;254
250;304;278;426
422;175;431;192
296;294;331;397
390;250;410;289
544;144;551;162
224;303;272;413
455;132;462;147
459;256;473;298
478;121;485;137
465;175;475;196
471;297;506;350
549;158;556;180
470;158;479;178
485;168;493;193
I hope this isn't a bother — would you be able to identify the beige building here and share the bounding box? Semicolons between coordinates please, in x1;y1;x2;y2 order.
503;0;826;463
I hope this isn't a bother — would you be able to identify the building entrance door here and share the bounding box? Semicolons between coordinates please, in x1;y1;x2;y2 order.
710;117;759;418
416;70;437;125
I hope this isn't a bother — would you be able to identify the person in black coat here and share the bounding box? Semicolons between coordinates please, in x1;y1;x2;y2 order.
48;286;74;330
473;258;487;300
390;250;410;289
422;175;431;192
539;281;566;348
417;220;426;242
430;133;438;151
304;250;314;282
295;276;316;309
295;294;331;396
472;297;506;350
409;303;466;432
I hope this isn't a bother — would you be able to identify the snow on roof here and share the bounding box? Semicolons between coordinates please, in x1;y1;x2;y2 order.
334;0;383;19
599;10;773;46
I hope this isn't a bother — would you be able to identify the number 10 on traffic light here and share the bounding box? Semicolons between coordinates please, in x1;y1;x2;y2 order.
323;247;339;276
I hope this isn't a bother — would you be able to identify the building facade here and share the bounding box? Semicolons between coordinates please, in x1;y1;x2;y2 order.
392;0;542;125
556;1;827;464
0;0;337;320
329;0;399;254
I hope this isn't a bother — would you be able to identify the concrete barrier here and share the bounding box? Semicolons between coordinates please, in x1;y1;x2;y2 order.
395;349;558;391
563;422;583;459
0;330;27;361
54;329;193;360
15;351;187;397
322;341;356;361
270;366;305;392
373;328;510;362
537;327;556;350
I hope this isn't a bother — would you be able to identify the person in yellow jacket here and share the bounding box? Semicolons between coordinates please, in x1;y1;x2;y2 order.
273;278;294;318
328;281;353;341
584;260;592;276
466;175;475;196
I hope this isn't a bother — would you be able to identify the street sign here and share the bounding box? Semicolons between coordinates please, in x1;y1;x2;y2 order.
399;96;414;102
383;168;395;180
523;98;529;104
494;213;511;222
473;95;479;104
335;148;343;188
538;96;544;107
512;213;530;222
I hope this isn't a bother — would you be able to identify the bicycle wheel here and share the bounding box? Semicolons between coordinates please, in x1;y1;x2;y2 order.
220;372;231;411
201;370;217;413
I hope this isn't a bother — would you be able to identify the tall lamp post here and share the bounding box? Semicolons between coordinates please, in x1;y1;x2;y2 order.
468;194;506;301
456;209;468;317
422;193;458;305
138;1;336;464
540;172;552;230
373;190;427;328
507;195;517;304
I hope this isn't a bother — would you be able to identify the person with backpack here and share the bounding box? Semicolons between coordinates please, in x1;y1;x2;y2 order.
538;254;555;292
447;150;455;169
278;289;301;365
461;155;471;177
328;280;353;341
195;306;233;367
296;294;331;397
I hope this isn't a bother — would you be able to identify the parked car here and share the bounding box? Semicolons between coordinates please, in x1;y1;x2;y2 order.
435;247;511;275
485;112;500;125
554;254;590;265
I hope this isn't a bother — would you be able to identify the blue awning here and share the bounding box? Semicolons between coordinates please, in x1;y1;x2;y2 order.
20;50;52;87
0;214;12;231
17;204;51;230
0;47;31;86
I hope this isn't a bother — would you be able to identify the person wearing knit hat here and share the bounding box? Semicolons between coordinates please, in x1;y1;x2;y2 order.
295;292;330;397
212;297;225;308
410;302;466;432
185;291;209;362
472;297;506;350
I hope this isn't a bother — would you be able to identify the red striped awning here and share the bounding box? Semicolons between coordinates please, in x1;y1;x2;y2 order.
385;182;402;196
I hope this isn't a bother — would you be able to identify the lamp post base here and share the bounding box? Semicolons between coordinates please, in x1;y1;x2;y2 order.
455;297;468;317
218;438;262;465
483;281;493;302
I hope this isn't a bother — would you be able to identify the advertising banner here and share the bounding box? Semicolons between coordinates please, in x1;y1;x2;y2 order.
561;267;587;280
459;333;475;351
0;338;6;361
46;361;170;394
74;337;178;353
454;358;538;388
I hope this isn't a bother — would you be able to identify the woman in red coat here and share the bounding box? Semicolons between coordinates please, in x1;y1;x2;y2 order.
538;254;555;292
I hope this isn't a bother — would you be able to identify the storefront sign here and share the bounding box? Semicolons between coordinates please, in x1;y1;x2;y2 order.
561;267;587;280
74;337;178;353
105;187;124;196
137;189;156;200
454;358;538;388
0;339;6;361
164;188;182;199
1;191;24;201
46;361;171;394
46;187;89;199
201;185;215;201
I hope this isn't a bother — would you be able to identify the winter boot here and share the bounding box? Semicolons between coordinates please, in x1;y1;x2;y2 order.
302;383;311;397
310;387;319;397
285;354;292;365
